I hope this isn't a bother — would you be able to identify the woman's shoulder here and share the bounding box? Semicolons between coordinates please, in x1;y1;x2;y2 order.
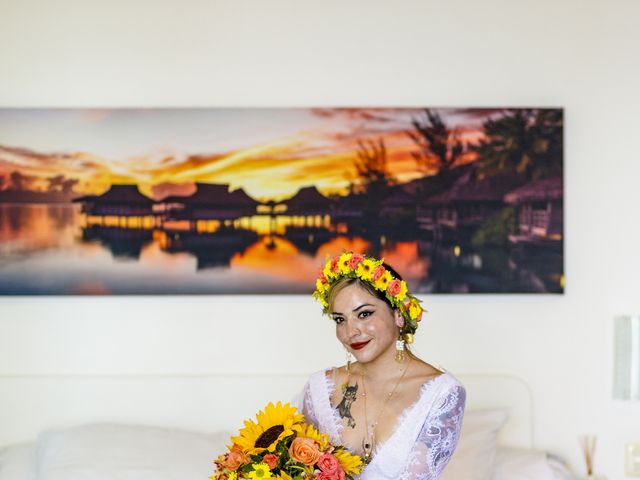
306;365;346;387
410;359;465;398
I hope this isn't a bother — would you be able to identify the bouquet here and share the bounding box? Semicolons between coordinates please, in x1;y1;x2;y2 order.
211;401;363;480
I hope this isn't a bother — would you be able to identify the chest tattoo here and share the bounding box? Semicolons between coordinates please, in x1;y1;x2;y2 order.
336;382;358;428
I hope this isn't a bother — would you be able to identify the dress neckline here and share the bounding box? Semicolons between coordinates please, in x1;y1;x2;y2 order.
322;368;449;465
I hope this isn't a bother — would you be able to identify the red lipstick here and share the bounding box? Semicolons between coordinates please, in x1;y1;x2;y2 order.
350;340;371;350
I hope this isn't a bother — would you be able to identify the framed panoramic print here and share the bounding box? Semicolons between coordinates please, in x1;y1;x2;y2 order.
0;108;563;295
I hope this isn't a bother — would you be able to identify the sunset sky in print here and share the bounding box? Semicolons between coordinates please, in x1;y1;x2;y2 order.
0;108;504;201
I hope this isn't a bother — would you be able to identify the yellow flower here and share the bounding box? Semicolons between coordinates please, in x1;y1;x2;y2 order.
409;300;422;320
276;472;293;480
292;423;329;451
374;270;392;291
315;278;329;294
356;258;378;282
334;448;363;476
232;402;304;455
227;473;238;480
248;463;272;479
322;261;335;280
338;252;353;274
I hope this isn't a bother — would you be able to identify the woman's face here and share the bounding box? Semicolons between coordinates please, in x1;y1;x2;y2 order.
330;282;402;364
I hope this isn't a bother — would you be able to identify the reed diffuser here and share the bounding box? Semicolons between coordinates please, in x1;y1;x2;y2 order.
579;435;606;480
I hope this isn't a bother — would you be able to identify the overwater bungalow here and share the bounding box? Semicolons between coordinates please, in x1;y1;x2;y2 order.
282;186;331;217
72;184;155;217
379;186;416;224
422;168;527;233
504;176;563;244
332;193;366;222
158;183;259;221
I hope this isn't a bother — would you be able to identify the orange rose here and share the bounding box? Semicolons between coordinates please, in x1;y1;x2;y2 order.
224;444;248;471
288;437;321;466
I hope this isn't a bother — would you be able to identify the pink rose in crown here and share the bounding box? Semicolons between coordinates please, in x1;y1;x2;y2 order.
348;253;364;269
318;270;327;284
372;265;386;282
331;257;340;273
387;279;402;296
317;453;340;474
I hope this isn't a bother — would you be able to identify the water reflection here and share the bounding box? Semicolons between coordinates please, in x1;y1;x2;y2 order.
0;204;563;294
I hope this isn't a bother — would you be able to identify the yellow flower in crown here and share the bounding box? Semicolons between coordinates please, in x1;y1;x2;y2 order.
373;268;393;291
337;252;354;274
410;299;423;321
315;278;329;295
356;257;378;282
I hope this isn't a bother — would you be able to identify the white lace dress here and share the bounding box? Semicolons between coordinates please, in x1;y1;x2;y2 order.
299;369;466;480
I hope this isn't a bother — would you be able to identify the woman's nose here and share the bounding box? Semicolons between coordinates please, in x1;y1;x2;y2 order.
345;318;360;338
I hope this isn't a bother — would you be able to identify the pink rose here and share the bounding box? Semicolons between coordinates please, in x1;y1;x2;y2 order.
387;279;402;296
263;453;278;469
372;265;386;282
317;453;340;474
317;467;345;480
288;437;321;466
331;257;340;273
348;253;364;269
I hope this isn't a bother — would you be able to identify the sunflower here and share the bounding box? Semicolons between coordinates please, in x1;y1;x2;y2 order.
334;448;363;476
356;258;378;281
374;270;393;291
232;402;304;455
338;252;353;274
292;423;329;450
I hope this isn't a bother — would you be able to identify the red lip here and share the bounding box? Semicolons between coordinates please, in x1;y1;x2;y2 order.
350;340;371;350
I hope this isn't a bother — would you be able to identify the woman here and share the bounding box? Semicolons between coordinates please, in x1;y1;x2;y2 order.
300;252;466;480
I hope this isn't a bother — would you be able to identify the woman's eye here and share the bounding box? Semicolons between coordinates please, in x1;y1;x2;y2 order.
358;311;372;319
333;317;344;324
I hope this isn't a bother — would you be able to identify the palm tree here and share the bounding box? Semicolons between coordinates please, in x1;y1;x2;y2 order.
474;109;563;181
407;109;464;172
353;138;395;220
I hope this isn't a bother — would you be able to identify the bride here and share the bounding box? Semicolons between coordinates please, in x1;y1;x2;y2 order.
300;252;466;479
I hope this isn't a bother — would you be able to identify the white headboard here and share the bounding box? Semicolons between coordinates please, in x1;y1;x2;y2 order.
0;372;532;449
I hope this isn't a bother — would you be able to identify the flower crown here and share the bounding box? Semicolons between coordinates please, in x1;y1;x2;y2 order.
312;252;424;341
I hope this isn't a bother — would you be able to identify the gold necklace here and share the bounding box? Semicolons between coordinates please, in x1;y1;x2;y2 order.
360;356;412;465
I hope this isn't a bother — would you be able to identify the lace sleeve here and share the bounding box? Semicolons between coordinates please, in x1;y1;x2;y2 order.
403;384;466;480
299;379;320;428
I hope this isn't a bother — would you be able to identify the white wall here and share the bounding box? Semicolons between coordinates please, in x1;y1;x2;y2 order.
1;0;639;477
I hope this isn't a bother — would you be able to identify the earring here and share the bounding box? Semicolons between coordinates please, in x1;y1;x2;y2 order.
395;334;405;362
